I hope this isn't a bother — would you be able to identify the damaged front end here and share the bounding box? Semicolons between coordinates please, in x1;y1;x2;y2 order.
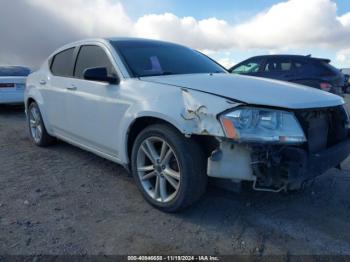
207;105;350;192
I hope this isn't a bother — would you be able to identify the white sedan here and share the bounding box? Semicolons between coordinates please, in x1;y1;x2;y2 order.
0;66;31;104
25;38;350;212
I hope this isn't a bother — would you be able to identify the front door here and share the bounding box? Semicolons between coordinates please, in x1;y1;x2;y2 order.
65;45;126;158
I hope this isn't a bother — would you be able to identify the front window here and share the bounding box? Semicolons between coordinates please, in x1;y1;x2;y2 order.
110;40;226;77
74;45;117;79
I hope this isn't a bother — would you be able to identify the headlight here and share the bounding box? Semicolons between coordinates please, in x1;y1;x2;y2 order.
220;107;306;144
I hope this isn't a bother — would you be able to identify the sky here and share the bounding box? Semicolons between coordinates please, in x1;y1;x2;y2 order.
0;0;350;69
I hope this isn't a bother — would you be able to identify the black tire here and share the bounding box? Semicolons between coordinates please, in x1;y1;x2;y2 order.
28;101;56;147
131;124;207;212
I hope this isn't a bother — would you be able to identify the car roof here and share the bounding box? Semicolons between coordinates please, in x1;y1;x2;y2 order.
50;37;186;58
106;37;187;47
0;65;30;70
247;54;330;63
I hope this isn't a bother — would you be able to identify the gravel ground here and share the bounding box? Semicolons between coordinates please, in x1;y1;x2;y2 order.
1;98;350;256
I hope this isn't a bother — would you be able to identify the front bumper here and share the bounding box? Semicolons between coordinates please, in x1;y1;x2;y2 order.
307;138;350;176
278;138;350;190
207;138;350;192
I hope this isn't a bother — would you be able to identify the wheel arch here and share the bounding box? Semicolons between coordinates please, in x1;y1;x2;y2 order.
26;97;36;109
126;116;182;163
25;95;53;136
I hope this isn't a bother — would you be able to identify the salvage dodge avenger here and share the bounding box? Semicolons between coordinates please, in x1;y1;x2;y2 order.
25;38;350;212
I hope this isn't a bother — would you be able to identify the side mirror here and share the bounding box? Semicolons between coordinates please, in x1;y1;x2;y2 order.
83;67;119;84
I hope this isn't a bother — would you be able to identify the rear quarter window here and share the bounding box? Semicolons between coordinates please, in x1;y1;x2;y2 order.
51;48;75;77
312;59;340;76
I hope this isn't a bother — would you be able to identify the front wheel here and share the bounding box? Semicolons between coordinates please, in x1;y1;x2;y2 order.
131;124;207;212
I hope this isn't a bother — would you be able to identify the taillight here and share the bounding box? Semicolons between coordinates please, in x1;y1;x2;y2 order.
320;82;332;92
0;83;14;88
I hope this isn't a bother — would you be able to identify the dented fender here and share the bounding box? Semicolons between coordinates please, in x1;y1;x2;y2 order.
180;88;240;136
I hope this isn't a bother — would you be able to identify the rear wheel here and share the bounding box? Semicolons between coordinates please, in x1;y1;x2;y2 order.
28;102;56;146
131;124;207;212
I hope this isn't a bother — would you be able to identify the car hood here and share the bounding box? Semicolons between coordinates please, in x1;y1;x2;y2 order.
141;73;344;109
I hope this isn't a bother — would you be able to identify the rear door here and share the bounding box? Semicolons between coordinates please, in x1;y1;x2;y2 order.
42;47;77;135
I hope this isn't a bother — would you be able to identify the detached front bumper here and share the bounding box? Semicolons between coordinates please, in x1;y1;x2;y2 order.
274;138;350;190
307;138;350;177
207;138;350;192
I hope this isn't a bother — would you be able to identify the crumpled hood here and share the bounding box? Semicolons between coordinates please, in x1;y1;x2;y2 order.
141;73;344;109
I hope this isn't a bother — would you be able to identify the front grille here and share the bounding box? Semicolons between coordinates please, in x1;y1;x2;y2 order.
295;106;348;153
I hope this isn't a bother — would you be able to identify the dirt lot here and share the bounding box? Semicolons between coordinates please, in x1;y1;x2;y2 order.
1;98;350;256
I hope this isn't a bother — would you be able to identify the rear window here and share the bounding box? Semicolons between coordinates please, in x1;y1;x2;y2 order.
0;67;31;77
264;59;293;72
294;61;306;69
51;48;75;77
313;59;340;76
321;61;340;75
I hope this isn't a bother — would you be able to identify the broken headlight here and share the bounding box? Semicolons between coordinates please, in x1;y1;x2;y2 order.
220;107;306;144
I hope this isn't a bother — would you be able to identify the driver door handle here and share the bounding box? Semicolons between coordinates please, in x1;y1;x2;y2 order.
66;85;77;91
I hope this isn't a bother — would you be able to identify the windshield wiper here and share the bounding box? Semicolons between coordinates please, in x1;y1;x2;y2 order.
139;71;175;77
161;71;174;75
210;71;226;74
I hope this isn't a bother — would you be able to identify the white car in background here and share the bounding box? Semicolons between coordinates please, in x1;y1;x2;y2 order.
25;38;350;212
0;66;31;104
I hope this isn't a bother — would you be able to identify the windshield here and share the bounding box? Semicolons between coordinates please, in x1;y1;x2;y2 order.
231;60;262;74
110;40;226;77
0;66;31;77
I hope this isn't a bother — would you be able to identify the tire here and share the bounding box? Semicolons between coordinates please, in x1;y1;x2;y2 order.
131;124;207;212
28;101;56;147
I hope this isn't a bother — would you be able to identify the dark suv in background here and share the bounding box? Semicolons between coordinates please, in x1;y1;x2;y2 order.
229;55;345;96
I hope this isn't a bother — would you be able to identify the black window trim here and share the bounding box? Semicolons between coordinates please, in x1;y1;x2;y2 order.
49;44;121;82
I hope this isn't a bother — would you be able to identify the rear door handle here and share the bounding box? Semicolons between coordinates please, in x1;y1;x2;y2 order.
66;85;77;91
39;80;46;85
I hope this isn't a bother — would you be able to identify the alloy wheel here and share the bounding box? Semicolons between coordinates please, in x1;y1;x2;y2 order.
136;137;181;203
29;106;43;143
